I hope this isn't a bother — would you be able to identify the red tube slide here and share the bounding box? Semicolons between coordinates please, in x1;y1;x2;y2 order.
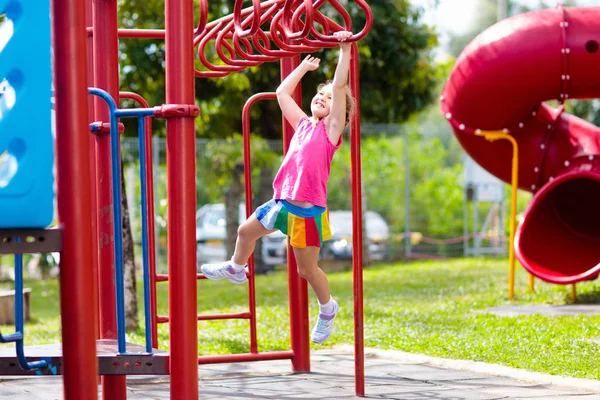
441;6;600;284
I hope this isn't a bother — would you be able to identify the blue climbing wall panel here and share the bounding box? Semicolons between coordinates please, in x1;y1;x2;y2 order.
0;0;54;228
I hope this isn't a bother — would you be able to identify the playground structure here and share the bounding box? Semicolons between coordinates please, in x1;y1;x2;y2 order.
0;0;373;399
442;5;600;295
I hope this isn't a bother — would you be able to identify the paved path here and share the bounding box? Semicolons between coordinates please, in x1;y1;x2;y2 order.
1;347;599;399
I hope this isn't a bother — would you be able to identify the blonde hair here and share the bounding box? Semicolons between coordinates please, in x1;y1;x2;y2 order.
318;80;356;126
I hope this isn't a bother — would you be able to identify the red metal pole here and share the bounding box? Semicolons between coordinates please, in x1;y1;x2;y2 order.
280;56;310;373
120;92;159;349
92;0;127;398
242;92;278;354
86;0;100;345
165;0;198;397
349;43;365;397
242;95;258;354
197;351;294;364
52;0;99;396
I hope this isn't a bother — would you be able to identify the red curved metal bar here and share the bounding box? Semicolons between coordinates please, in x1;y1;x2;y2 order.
233;3;286;61
310;0;372;43
194;0;208;35
244;2;302;57
216;19;261;66
234;35;280;62
219;1;294;65
196;21;245;73
193;27;232;77
299;11;339;49
250;2;321;56
251;30;301;57
233;0;262;38
193;0;285;76
189;0;373;78
281;0;314;40
270;11;317;52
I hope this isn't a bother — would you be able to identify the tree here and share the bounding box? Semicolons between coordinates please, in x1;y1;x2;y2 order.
199;134;280;267
346;0;438;123
568;100;600;127
121;162;138;330
414;57;465;166
118;0;440;133
117;0;441;269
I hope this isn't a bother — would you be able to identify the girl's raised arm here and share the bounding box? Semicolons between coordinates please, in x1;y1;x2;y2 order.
275;56;319;129
326;31;352;144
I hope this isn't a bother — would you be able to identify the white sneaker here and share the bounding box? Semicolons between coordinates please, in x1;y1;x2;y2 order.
311;299;339;344
200;261;247;284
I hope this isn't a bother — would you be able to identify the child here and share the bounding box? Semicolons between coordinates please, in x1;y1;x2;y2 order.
201;30;355;344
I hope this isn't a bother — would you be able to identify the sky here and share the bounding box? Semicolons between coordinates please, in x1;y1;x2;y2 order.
413;0;599;57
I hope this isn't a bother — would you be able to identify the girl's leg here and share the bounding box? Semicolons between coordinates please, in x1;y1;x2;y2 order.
201;214;276;284
233;214;277;265
292;245;339;344
292;246;330;303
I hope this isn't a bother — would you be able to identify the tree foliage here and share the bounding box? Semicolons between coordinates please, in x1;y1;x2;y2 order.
198;134;280;202
346;0;438;122
116;1;442;255
328;133;464;236
568;100;600;127
117;0;440;138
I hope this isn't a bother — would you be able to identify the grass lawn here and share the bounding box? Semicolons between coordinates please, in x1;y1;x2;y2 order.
2;257;600;380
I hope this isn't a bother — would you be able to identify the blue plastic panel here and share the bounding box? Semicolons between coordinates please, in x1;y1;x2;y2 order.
0;0;54;228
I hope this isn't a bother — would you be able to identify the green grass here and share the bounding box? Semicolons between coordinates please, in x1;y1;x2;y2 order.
3;258;600;380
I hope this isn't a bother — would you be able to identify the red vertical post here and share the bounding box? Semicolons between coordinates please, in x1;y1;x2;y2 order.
165;0;198;397
86;0;100;346
144;122;159;350
242;92;278;355
280;56;311;373
119;92;159;348
52;0;99;397
349;43;365;397
92;0;127;398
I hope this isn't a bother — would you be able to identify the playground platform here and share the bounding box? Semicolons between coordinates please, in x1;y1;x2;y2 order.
1;347;599;399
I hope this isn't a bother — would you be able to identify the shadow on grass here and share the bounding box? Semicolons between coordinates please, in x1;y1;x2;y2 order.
569;285;600;305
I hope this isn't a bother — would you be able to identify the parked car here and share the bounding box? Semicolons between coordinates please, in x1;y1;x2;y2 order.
196;203;286;270
322;210;390;261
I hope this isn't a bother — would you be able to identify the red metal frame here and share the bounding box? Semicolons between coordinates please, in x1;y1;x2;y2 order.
242;93;277;355
52;0;99;398
164;0;200;397
119;92;159;348
91;0;127;397
85;0;100;351
349;43;364;396
54;1;372;398
280;56;312;372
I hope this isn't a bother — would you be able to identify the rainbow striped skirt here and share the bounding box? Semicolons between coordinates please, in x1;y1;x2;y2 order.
256;199;332;248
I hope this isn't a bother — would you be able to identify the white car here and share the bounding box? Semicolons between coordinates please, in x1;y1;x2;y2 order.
323;210;390;261
196;203;286;270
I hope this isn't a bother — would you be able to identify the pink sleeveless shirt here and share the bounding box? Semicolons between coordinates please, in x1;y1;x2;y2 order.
272;117;342;208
